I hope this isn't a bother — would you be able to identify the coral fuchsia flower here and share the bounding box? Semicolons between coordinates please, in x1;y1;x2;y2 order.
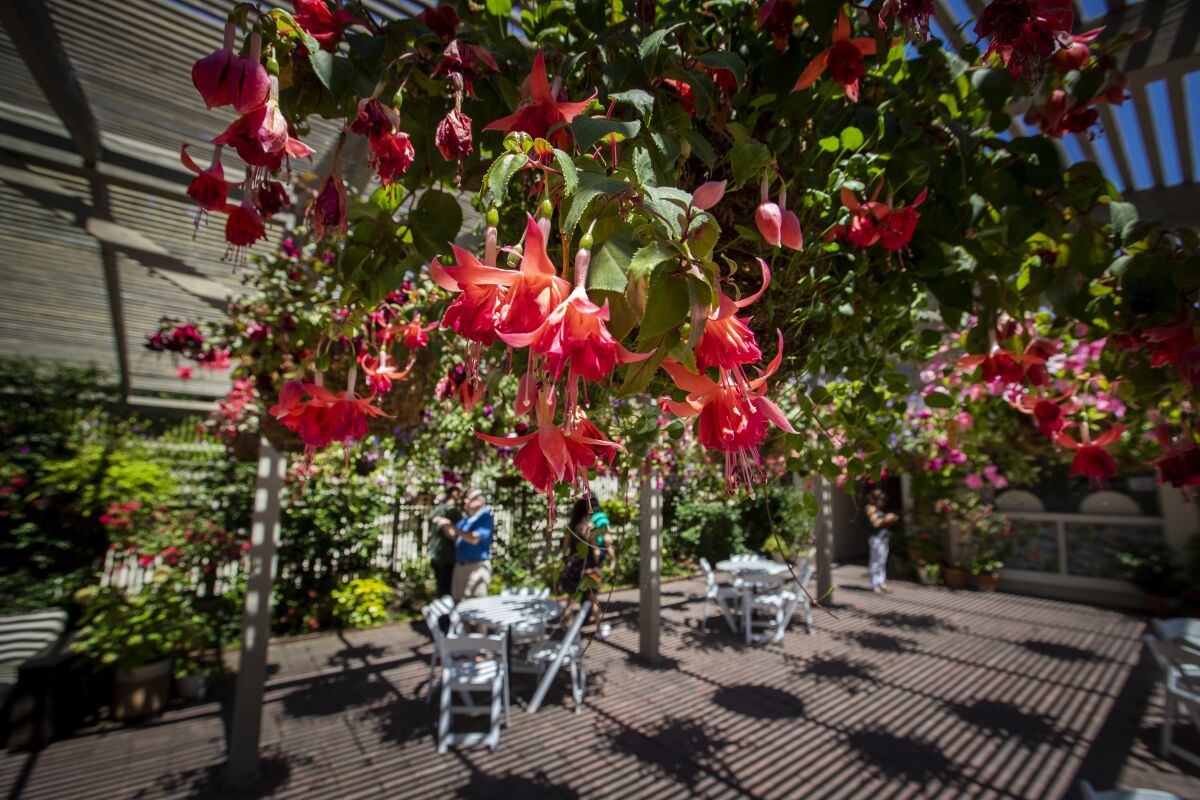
792;11;879;102
430;244;515;346
695;259;770;372
497;215;572;335
483;51;595;149
1058;424;1125;481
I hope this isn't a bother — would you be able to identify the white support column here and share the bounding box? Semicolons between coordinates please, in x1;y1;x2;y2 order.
226;437;287;781
638;475;662;664
814;476;835;600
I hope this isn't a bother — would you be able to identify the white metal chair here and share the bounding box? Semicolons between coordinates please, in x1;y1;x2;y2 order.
501;586;550;599
699;558;740;633
525;600;590;714
434;630;509;753
420;596;462;704
1153;617;1199;643
1080;780;1182;799
745;573;795;644
500;586;553;646
1143;633;1200;770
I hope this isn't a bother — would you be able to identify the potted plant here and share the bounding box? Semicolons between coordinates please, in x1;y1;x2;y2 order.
72;572;205;720
918;561;942;586
1111;542;1180;615
943;562;968;590
970;552;1004;591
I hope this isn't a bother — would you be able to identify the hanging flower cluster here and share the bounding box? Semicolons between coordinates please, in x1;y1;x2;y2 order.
145;318;231;380
833;184;928;253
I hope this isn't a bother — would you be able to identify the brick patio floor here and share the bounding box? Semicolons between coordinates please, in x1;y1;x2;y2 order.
3;564;1199;799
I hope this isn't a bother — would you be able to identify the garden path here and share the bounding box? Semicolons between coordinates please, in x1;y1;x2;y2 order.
1;564;1197;799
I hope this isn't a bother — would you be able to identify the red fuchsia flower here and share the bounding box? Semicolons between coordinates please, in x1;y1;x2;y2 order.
430;39;500;98
399;315;437;350
695;259;770;372
1058;423;1125;481
757;0;798;52
430;243;515;345
877;187;927;252
658;332;796;492
755;177;782;246
226;33;270;114
177;365;194;380
213;79;314;169
1153;445;1200;490
974;0;1073;79
1012;389;1075;439
223;195;266;249
483;51;596;150
254;180;290;217
192;22;236;109
664;78;695;116
309;171;348;239
477;388;623;495
792;11;879;102
1051;27;1102;72
878;0;934;41
1025;89;1099;137
436;109;473;161
1021;336;1060;386
270;373;390;453
839;185;891;248
350;98;393;138
181;144;230;212
419;5;460;40
358;349;413;395
497;215;572;335
1144;320;1195;368
958;344;1026;384
292;0;358;51
368;129;415;184
692;180;726;211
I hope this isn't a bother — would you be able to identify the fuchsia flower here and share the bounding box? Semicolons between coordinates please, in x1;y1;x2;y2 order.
497;215;572;335
309;172;348;239
399;316;437;350
792;11;879;102
755;176;782;246
477;388;623;495
877;0;934;41
877;187;927;251
695;259;769;371
1058;424;1125;481
958;345;1025;384
419;5;460;40
292;0;358;51
223;196;265;248
974;0;1073;79
436;109;474;161
692;181;726;211
1153;445;1200;490
180;144;230;212
350;98;392;138
253;180;290;217
176;366;194;380
269;374;391;452
226;34;270;114
213;79;314;168
191;22;236;109
483;51;595;150
369;129;415;183
757;0;798;52
430;245;513;346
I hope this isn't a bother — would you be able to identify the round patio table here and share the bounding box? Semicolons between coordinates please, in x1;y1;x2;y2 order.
715;559;790;644
456;595;562;630
1155;617;1200;648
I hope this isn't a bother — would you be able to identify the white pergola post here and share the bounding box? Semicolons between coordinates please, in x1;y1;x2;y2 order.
638;475;662;664
813;476;835;600
226;437;287;781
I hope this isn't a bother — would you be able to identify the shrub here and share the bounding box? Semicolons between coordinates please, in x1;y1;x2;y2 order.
331;577;395;629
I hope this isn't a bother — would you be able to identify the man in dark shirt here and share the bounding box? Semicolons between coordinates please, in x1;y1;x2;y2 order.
427;486;462;598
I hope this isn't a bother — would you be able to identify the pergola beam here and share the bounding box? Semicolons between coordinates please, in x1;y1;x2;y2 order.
1094;0;1200;86
1167;74;1195;184
1121;183;1200;230
1132;83;1165;188
1098;103;1135;192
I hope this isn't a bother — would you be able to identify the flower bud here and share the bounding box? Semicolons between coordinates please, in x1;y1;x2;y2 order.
692;180;726;210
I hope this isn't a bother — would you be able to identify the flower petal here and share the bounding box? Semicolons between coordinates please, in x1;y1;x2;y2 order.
792;51;830;92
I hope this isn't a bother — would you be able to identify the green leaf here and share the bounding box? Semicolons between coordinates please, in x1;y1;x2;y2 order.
552;149;579;197
925;391;954;409
609;89;655;119
730;137;771;189
572;117;642;150
562;172;630;236
628;241;677;280
633;145;657;188
971;69;1012;111
638;268;689;347
485;0;513;14
1110;201;1138;246
680;130;716;168
839;126;865;151
818;136;840;153
638;24;682;66
483;152;528;206
309;50;335;91
589;233;635;294
410;190;463;260
619;337;668;396
695;51;746;88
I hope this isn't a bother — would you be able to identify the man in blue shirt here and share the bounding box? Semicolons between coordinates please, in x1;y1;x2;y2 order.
433;488;495;601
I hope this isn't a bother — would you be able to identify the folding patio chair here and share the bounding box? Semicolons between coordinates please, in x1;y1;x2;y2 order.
1143;633;1200;770
1079;779;1182;799
434;630;510;753
699;558;740;633
420;596;462;704
525;600;590;714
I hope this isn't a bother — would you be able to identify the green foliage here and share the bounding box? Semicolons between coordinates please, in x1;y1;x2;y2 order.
1111;542;1181;594
666;483;814;565
331;577;396;628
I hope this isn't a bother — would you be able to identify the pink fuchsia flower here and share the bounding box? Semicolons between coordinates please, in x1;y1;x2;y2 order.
308;172;348;239
176;365;194;380
695;259;770;371
778;186;803;251
755;176;782;246
692;181;726;211
497;215;572;335
429;244;514;346
292;0;358;51
192;22;236;109
984;464;1009;489
226;33;270;114
1058;424;1125;481
974;0;1073;79
436;109;473;161
792;11;879;102
213;80;314;169
180;144;230;212
483;51;596;150
964;473;984;489
877;187;927;252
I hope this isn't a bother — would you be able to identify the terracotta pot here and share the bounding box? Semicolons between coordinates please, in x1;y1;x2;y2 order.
974;572;1000;592
943;567;967;590
112;659;170;720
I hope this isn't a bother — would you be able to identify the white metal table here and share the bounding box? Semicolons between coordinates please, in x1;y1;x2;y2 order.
1155;618;1200;649
456;595;563;707
715;559;790;644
